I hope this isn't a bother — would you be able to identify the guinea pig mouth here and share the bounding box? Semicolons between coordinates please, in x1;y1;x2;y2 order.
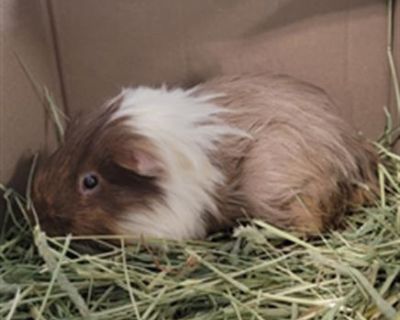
42;220;72;236
27;203;71;236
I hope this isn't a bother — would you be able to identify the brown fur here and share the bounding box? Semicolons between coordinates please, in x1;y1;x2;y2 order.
200;74;379;234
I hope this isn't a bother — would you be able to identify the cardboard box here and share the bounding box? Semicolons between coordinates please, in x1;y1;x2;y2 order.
1;0;399;191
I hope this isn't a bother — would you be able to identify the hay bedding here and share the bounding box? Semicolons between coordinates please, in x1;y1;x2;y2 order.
1;2;400;319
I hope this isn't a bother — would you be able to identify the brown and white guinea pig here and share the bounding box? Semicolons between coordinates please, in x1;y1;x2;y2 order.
31;74;378;240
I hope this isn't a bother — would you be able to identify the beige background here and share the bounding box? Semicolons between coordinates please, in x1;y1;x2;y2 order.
1;0;399;191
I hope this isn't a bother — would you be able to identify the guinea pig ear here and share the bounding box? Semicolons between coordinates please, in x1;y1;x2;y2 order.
114;147;164;178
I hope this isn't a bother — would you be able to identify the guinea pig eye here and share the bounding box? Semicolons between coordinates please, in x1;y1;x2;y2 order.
80;173;99;192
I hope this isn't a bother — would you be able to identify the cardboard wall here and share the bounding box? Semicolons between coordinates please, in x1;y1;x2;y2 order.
1;0;399;191
1;0;62;190
49;0;391;135
391;0;400;121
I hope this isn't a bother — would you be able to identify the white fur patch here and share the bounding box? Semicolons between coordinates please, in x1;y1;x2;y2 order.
112;86;247;240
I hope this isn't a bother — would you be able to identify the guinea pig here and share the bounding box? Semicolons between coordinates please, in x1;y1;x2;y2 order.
31;74;378;240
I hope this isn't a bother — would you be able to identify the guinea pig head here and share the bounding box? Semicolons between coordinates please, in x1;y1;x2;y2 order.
31;102;165;237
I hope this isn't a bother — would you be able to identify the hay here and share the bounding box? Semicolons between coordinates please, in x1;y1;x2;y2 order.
1;1;400;319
